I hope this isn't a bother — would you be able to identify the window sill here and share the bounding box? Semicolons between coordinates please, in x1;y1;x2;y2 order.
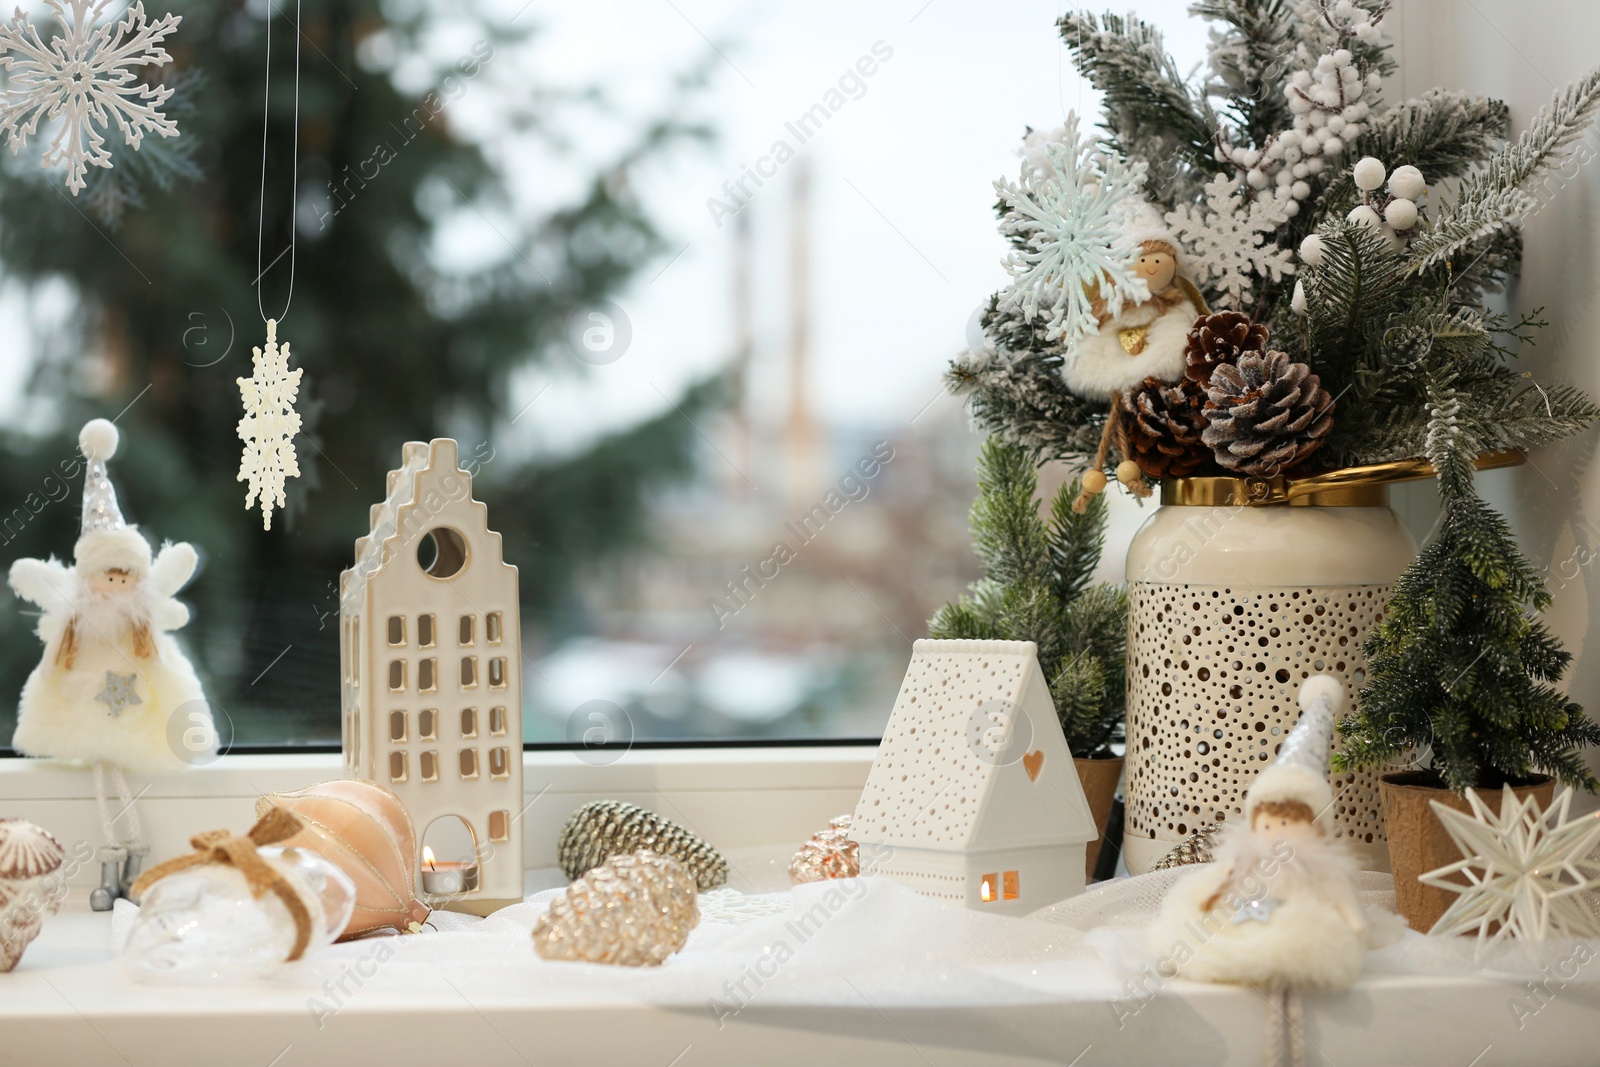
8;905;1591;1067
0;745;877;884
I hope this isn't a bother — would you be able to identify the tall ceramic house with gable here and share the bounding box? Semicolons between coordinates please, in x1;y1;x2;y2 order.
340;438;523;915
852;639;1095;915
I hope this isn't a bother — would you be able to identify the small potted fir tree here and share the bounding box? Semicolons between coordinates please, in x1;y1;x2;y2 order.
930;437;1127;878
1334;437;1600;930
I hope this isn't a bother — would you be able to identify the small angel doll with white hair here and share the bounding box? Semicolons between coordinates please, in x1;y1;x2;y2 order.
1144;676;1404;1061
9;419;214;908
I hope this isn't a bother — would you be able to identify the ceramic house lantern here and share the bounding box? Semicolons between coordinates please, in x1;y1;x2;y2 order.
852;639;1096;915
340;439;523;915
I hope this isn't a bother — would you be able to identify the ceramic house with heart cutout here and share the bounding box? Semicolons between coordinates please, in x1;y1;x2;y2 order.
851;639;1095;915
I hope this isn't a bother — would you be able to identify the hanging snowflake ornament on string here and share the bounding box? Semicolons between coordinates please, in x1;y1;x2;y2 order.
994;112;1150;345
0;0;183;195
1165;173;1297;310
236;319;302;531
1420;785;1600;957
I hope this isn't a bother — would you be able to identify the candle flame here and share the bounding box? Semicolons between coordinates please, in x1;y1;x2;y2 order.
422;845;437;870
980;876;994;903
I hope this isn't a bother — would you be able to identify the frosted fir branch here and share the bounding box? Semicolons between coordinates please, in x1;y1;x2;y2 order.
1354;89;1509;181
1057;11;1218;172
993;114;1151;344
1472;380;1600;454
1190;0;1300;145
1424;384;1475;498
1410;68;1600;276
1300;220;1405;394
1056;11;1209;135
947;345;1105;462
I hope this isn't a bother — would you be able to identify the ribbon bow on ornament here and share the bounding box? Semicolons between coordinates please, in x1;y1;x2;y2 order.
130;807;316;960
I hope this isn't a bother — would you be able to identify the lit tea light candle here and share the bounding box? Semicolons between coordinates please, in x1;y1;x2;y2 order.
420;845;480;896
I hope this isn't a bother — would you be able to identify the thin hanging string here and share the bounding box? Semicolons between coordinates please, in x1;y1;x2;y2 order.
256;0;302;326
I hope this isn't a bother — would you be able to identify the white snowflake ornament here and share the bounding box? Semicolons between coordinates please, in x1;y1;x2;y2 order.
0;0;182;195
1420;785;1600;957
236;319;302;531
1164;173;1296;309
993;112;1151;345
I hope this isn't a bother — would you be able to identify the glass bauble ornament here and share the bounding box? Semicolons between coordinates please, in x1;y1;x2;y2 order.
123;846;355;983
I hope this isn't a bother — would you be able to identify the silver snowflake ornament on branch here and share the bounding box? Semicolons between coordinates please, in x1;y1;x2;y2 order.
236;319;302;531
994;112;1150;345
0;0;182;195
1165;173;1297;310
1420;785;1600;957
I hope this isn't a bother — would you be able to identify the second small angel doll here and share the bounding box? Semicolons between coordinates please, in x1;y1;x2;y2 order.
10;419;213;906
1144;676;1404;1057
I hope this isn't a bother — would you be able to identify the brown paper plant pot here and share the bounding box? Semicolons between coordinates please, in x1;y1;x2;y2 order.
1075;755;1125;880
1379;770;1555;933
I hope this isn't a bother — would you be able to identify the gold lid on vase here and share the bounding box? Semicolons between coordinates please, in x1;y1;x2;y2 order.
1159;450;1526;508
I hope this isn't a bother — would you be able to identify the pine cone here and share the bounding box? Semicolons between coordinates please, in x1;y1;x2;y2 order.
1202;350;1335;476
1184;311;1270;384
532;850;699;966
788;814;860;884
558;800;728;891
1120;376;1212;478
1152;825;1219;869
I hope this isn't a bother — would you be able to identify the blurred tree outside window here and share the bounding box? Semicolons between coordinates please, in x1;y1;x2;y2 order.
0;2;1169;749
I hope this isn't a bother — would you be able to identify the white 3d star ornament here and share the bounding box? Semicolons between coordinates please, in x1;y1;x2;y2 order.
0;0;182;195
1421;786;1600;956
236;319;302;530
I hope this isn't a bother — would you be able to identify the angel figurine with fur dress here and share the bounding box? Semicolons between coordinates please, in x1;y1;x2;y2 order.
9;419;214;907
1144;676;1403;1060
1065;209;1206;511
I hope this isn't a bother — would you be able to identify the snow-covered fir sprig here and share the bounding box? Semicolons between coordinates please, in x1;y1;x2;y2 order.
1216;0;1388;209
994;113;1151;345
1409;67;1600;278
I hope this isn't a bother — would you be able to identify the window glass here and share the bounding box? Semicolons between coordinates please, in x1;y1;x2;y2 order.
0;2;1201;749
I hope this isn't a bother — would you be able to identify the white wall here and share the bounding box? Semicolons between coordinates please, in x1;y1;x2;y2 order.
1392;0;1600;791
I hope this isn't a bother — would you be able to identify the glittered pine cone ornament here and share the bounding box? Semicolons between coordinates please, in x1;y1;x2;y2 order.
1120;376;1212;478
532;850;699;967
1202;350;1335;476
1152;825;1219;870
1183;311;1269;385
558;801;728;891
789;814;860;885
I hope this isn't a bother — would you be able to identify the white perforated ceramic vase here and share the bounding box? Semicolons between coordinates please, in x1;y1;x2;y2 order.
1121;477;1416;874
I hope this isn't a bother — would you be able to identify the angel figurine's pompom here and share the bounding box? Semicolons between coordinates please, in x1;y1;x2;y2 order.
80;419;120;463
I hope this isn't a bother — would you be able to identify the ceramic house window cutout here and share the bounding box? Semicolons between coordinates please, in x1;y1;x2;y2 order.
341;438;524;916
852;639;1097;915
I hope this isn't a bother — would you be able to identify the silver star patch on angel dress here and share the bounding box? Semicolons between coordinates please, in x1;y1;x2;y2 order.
1230;895;1280;925
93;670;142;718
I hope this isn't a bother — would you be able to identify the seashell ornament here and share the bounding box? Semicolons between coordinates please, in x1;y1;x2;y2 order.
0;819;67;972
533;850;699;966
558;800;727;891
